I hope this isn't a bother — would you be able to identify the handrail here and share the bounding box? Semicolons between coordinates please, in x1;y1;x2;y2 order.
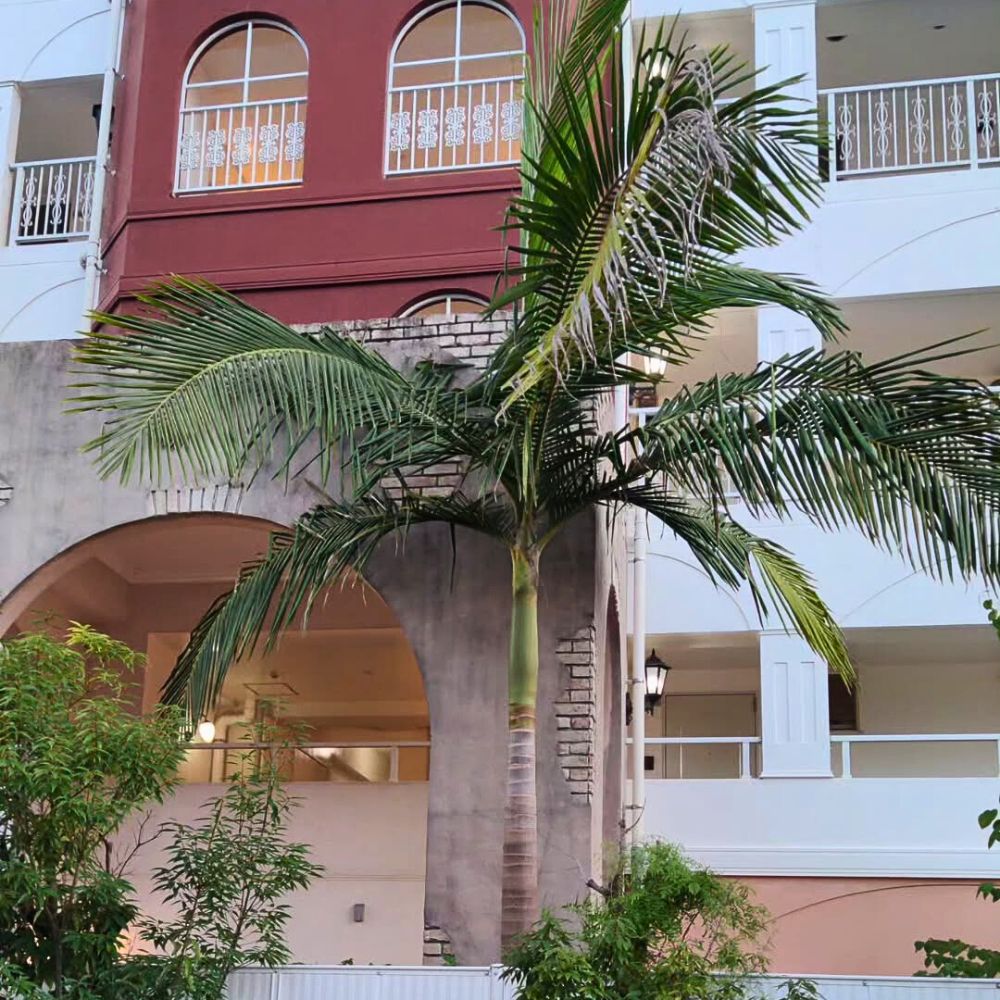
819;69;1000;95
831;733;1000;743
12;155;97;169
633;735;759;780
184;740;431;750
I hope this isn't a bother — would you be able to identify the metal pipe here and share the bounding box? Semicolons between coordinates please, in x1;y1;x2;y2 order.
629;507;647;845
82;0;128;319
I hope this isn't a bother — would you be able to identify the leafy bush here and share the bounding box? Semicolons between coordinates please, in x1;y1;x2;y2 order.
504;842;770;1000
0;626;321;1000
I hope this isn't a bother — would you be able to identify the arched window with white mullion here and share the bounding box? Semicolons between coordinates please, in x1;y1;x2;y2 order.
385;0;525;174
176;19;308;194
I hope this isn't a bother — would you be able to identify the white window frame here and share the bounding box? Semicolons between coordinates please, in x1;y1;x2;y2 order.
175;19;309;195
400;292;490;318
385;0;526;175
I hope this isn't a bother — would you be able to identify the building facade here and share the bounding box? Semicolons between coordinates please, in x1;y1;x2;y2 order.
632;0;1000;977
0;0;998;976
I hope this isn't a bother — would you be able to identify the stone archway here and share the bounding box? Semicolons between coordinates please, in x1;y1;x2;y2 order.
0;512;432;965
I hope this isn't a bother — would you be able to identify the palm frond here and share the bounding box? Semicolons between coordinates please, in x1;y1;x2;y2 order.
630;338;1000;585
162;492;516;721
495;30;842;406
621;485;852;679
71;277;427;485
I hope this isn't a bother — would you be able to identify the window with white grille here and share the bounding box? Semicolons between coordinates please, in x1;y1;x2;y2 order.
175;20;308;194
385;0;525;175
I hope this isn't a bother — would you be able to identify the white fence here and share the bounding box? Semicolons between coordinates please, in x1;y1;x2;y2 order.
175;98;307;193
821;72;1000;180
227;965;516;1000
9;156;96;244
384;79;522;174
226;968;1000;1000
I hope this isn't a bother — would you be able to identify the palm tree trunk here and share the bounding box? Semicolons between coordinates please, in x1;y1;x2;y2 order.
501;545;541;953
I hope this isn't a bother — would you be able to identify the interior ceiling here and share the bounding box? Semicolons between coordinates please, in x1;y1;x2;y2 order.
647;625;999;670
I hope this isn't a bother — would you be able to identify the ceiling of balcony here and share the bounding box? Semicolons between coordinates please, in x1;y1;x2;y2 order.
817;0;1000;89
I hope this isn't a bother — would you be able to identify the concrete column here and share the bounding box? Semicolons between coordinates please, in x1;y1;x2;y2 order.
759;631;831;777
0;83;22;247
752;1;817;107
756;304;821;363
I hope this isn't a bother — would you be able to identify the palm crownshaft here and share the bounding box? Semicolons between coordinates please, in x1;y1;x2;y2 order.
73;0;1000;952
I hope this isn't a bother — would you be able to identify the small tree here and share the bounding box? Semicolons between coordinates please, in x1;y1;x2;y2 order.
0;624;185;999
125;737;323;1000
504;842;769;1000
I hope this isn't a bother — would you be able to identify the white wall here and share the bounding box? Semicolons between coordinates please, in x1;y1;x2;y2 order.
119;782;429;966
0;0;107;82
646;776;999;877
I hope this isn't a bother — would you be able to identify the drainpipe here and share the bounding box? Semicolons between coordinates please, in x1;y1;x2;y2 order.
82;0;127;320
629;505;647;845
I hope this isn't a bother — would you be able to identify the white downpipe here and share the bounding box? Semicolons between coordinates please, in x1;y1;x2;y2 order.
629;507;647;844
82;0;127;320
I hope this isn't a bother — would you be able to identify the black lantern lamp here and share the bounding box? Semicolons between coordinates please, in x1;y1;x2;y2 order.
643;649;670;715
626;649;672;724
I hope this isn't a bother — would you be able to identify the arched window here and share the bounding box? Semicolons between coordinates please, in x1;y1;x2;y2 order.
401;293;489;318
176;20;308;194
386;0;524;174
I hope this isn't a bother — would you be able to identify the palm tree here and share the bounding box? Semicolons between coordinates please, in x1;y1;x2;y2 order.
73;0;1000;950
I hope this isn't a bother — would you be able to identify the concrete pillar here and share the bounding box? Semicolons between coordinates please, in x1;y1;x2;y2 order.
0;83;22;247
756;304;821;363
759;631;831;777
752;1;817;107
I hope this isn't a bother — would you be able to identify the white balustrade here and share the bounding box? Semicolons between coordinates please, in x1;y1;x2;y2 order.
182;739;430;784
9;156;96;244
175;97;307;193
821;72;1000;180
385;77;523;174
633;737;761;779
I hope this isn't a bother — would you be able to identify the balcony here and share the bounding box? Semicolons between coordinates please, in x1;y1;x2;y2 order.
9;156;96;244
637;625;1000;878
822;73;1000;181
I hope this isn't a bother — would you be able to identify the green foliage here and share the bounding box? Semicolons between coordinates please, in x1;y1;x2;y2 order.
0;629;321;999
503;842;770;1000
0;625;185;999
121;737;323;999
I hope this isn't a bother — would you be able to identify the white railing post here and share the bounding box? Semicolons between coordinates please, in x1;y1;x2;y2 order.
826;92;838;183
995;739;1000;777
740;740;752;780
7;164;23;245
390;745;400;783
967;78;980;168
841;740;853;779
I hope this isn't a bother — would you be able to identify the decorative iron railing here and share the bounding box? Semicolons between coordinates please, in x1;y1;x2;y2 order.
9;156;96;244
385;77;523;174
821;72;1000;179
175;97;307;194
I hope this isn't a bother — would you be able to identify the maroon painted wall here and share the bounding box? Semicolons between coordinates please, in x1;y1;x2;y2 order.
101;0;529;321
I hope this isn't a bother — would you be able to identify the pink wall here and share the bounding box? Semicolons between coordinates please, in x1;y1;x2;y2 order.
742;876;996;976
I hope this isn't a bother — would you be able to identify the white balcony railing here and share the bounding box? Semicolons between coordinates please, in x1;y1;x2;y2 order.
175;98;307;194
181;740;430;784
385;77;523;175
639;733;1000;781
833;733;1000;779
641;737;761;779
821;72;1000;180
9;156;96;244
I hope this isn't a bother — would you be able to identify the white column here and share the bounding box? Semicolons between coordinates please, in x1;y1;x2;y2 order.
752;1;817;107
756;304;821;363
0;83;22;247
759;631;831;777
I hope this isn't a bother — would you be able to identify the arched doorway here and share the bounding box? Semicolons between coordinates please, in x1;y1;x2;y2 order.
0;513;431;964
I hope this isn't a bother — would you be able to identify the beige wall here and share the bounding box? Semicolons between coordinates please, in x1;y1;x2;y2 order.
121;782;429;966
744;875;995;976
